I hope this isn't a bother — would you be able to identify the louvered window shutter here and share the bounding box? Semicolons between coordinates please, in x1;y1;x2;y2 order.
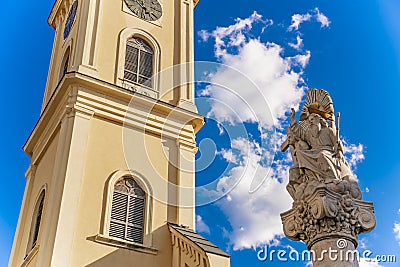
110;177;146;244
123;37;153;88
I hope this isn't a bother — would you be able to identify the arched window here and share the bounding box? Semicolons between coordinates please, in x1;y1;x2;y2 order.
27;190;45;252
124;37;153;88
62;54;69;76
109;177;146;244
59;49;70;81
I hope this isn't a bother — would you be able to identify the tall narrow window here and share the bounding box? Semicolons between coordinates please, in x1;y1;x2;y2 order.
124;37;153;88
109;177;146;244
27;190;45;253
62;54;69;76
59;49;70;81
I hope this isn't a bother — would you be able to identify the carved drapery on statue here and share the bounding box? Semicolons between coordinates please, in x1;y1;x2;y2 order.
281;89;362;201
280;89;375;266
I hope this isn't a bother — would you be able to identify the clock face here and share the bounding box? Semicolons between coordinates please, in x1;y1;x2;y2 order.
124;0;162;21
64;0;78;39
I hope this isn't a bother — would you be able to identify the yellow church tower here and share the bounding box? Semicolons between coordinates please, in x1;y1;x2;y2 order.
8;0;230;266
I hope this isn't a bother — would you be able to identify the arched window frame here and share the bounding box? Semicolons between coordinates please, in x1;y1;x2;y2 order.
26;186;47;255
116;28;160;99
43;39;73;107
59;48;70;81
58;39;73;82
102;170;153;247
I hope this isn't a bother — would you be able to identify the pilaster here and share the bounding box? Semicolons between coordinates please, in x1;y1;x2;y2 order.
36;92;94;267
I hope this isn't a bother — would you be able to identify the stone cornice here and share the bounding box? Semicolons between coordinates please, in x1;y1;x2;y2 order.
24;72;204;160
48;0;74;29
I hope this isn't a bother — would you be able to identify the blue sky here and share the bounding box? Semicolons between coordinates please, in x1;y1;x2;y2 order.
1;0;400;266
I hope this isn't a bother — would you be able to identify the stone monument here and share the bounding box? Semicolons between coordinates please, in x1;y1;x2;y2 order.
280;89;376;267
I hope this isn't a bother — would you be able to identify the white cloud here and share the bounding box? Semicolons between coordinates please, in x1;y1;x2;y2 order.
196;215;211;234
359;258;384;267
214;138;292;250
342;140;365;171
289;35;304;50
209;11;271;58
288;13;312;31
314;7;331;28
198;29;210;42
359;238;368;249
201;13;307;129
291;50;311;68
394;222;400;245
218;148;239;164
288;8;330;31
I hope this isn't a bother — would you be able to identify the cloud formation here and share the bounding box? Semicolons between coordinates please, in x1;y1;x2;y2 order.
314;7;331;28
215;138;292;250
289;35;304;50
289;13;312;31
342;140;365;171
199;11;307;129
394;222;400;245
196;215;211;234
288;8;331;31
359;258;384;267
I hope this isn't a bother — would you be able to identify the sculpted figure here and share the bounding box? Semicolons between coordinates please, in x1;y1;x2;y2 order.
289;108;348;181
281;89;360;200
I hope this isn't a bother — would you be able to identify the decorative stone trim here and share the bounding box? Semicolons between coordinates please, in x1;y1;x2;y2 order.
24;72;203;158
94;234;158;255
169;228;209;267
281;185;375;248
21;245;39;267
48;0;75;29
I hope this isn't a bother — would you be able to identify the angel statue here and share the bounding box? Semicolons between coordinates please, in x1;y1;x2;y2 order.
281;89;361;200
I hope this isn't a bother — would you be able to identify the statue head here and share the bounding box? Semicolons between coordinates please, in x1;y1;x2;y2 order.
308;113;322;137
308;113;322;125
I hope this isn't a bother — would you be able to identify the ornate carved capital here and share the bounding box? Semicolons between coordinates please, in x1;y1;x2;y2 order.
281;183;375;249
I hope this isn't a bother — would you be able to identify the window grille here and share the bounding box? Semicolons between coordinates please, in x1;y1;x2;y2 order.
124;37;153;88
109;177;146;244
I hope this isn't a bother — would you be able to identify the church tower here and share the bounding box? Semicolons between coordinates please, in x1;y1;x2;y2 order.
9;0;230;266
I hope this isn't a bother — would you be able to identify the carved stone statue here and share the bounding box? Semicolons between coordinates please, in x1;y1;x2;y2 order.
280;89;376;267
